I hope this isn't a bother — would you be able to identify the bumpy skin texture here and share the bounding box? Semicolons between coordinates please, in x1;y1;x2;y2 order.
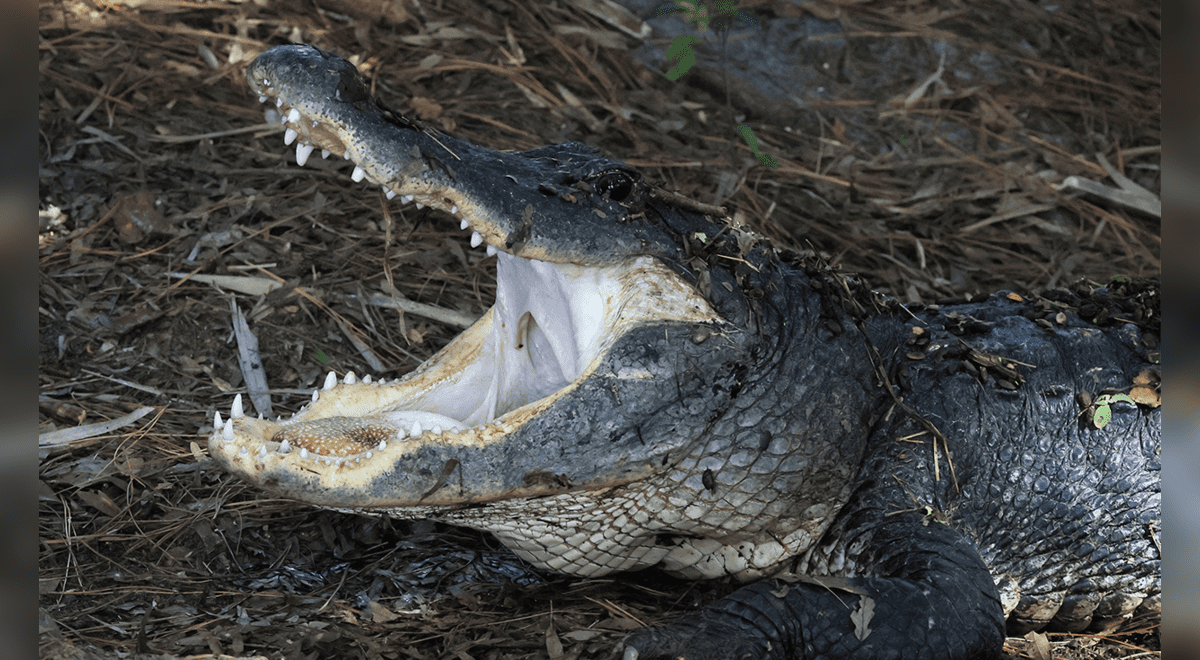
230;46;1161;660
622;285;1159;660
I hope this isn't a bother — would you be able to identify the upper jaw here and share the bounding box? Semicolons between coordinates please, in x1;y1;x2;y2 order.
246;44;677;268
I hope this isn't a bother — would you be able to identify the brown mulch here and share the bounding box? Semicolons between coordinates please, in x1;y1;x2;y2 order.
38;0;1159;658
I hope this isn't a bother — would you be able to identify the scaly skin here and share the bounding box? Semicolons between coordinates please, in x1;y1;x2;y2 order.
211;45;1161;659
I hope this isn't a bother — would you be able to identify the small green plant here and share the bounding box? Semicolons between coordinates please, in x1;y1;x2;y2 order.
656;1;779;169
1079;392;1136;429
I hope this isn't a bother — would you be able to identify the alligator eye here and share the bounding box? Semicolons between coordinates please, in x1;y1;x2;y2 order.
592;170;637;202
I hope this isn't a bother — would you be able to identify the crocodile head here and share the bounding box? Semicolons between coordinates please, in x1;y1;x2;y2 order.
211;46;859;579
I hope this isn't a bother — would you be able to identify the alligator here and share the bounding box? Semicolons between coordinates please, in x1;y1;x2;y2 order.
209;45;1161;659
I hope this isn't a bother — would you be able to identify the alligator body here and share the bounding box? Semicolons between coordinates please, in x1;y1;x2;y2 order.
210;45;1161;659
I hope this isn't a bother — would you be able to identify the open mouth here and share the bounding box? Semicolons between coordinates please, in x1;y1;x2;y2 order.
207;69;719;497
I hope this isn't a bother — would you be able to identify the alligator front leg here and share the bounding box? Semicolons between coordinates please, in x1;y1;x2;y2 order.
622;519;1004;659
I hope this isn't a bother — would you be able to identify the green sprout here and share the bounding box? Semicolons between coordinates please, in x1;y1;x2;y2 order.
1087;392;1135;429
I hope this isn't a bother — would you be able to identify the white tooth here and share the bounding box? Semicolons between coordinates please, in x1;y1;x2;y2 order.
324;371;338;390
257;445;267;458
415;202;424;209
342;151;350;159
486;244;497;257
312;120;319;128
279;438;291;453
287;108;301;124
450;204;459;215
432;426;442;435
321;149;330;159
460;218;470;230
299;447;309;459
412;421;422;436
232;394;244;419
377;440;387;451
395;428;407;440
352;166;366;182
363;375;373;383
238;446;248;456
312;389;319;402
222;419;234;441
214;410;223;428
385;189;396;200
275;98;282;108
364;451;372;459
296;143;314;166
344;371;357;385
284;127;297;145
470;232;483;248
258;94;268;103
400;195;414;204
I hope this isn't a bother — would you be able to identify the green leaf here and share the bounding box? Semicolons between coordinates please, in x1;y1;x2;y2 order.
1092;404;1112;429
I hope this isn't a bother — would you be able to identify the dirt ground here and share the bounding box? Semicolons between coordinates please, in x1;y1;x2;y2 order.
38;0;1159;658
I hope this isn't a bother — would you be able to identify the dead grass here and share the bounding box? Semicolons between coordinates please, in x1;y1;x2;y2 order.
39;0;1158;658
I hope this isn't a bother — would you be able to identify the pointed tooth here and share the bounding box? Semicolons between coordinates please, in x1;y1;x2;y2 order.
312;389;319;402
287;107;301;124
486;244;497;257
411;421;422;436
324;371;338;390
344;371;357;385
275;98;283;108
385;188;396;200
258;94;268;103
223;420;235;441
351;165;366;182
299;447;309;459
362;374;373;383
284;127;298;145
238;446;248;456
279;438;291;453
257;445;267;458
377;440;387;451
400;195;414;204
231;394;244;419
470;232;483;248
460;218;470;231
321;149;330;159
432;426;442;435
364;451;372;459
296;143;314;166
214;410;223;429
415;202;424;209
450;204;459;215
